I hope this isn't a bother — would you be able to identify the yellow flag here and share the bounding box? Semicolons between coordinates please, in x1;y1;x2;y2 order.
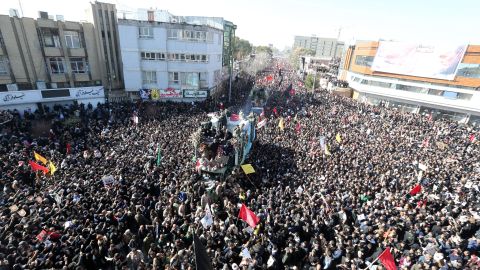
325;144;331;156
48;161;57;175
278;117;284;131
34;151;48;165
336;133;342;143
241;164;255;174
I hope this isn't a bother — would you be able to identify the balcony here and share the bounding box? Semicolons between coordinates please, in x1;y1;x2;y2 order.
44;47;62;57
67;48;86;57
73;73;89;82
50;73;67;82
37;18;56;28
63;22;81;31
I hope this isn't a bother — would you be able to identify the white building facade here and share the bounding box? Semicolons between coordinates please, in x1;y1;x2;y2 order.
119;14;224;100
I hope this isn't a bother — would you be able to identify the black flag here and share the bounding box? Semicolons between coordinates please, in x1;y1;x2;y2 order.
193;233;213;270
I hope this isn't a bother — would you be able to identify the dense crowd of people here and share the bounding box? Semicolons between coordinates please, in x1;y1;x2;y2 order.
0;60;479;270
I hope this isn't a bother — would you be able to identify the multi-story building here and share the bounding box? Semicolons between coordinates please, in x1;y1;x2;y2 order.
293;35;343;59
118;9;226;99
0;11;105;113
87;1;124;91
338;41;480;125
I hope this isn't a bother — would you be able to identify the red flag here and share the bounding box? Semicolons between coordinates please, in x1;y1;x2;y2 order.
238;204;260;228
289;88;296;96
29;160;49;174
469;134;476;143
230;114;240;121
378;248;396;270
266;75;273;82
66;143;71;154
273;107;278;116
409;184;422;196
36;230;49;241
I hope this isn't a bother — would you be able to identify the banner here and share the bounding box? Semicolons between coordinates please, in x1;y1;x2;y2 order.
159;88;182;98
371;41;467;80
183;90;208;98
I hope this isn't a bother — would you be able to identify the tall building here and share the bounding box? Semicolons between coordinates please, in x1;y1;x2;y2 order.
293;35;343;59
338;40;480;125
118;9;228;99
0;10;105;113
88;2;123;91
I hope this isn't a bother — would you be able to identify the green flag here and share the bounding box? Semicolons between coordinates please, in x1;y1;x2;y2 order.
156;148;162;166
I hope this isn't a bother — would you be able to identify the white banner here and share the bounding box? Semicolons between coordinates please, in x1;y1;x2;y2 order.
183;90;208;98
371;42;467;80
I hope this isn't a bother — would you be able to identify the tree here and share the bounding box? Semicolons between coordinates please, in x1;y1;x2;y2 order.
288;47;315;70
254;46;273;57
233;37;253;60
305;74;320;90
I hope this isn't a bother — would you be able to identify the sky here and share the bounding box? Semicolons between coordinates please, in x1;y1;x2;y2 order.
1;0;479;49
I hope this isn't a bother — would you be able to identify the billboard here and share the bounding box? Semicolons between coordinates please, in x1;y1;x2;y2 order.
371;42;467;80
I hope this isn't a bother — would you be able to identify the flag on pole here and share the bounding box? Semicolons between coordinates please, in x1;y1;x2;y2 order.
336;133;342;143
66;143;71;154
278;117;285;131
378;248;397;270
409;184;422;196
29;161;49;174
238;204;260;228
273;107;278;115
156;148;162;166
325;144;331;156
48;161;57;175
193;233;213;270
34;152;48;165
241;164;255;174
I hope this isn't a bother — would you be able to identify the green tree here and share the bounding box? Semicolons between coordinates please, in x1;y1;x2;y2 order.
305;74;320;90
254;46;273;57
233;37;253;60
288;47;315;70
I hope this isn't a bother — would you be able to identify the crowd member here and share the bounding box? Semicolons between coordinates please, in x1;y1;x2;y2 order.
0;60;479;270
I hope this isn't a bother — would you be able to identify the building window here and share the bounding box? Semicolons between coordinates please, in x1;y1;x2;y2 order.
64;31;81;48
354;55;374;67
40;28;61;48
181;72;199;88
169;72;179;84
456;63;480;78
167;29;179;39
200;72;208;88
70;58;86;73
139;27;153;38
142;71;157;84
0;57;9;75
207;32;213;42
49;57;65;74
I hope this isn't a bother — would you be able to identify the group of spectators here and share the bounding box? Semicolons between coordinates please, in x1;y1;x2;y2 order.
0;60;479;270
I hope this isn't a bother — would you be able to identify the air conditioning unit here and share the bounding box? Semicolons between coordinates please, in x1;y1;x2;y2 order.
7;83;18;91
50;82;58;89
56;15;65;22
48;15;54;20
